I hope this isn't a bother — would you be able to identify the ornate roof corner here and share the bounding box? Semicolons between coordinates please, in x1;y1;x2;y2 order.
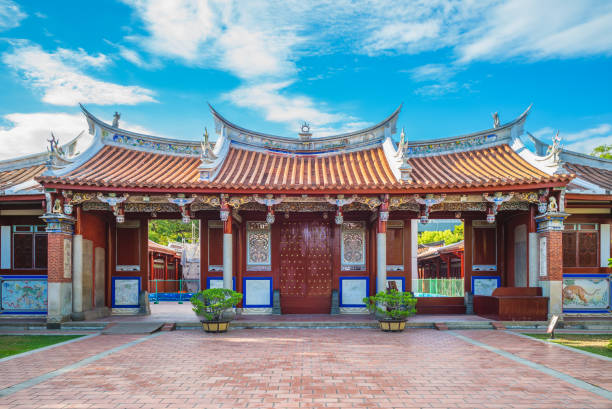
543;130;564;171
45;133;74;171
199;124;230;182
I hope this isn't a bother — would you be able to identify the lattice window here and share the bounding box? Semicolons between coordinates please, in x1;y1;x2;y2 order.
563;224;599;267
341;221;365;270
247;221;271;270
12;225;47;270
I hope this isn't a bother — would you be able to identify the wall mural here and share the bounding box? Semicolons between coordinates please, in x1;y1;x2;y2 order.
562;275;610;311
1;278;47;312
472;276;500;296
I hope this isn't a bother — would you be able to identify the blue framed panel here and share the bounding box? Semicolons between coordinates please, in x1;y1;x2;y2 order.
206;276;236;290
242;277;273;308
112;277;141;308
339;277;370;307
471;276;500;296
0;275;47;315
562;274;611;313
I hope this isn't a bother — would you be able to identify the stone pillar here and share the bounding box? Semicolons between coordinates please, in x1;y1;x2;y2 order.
600;224;610;267
376;211;387;293
223;209;233;290
535;210;569;317
40;213;75;326
71;234;83;319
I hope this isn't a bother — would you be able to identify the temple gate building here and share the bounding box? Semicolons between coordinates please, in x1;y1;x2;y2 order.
0;105;610;322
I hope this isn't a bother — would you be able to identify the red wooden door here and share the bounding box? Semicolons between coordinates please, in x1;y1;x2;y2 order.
279;219;332;313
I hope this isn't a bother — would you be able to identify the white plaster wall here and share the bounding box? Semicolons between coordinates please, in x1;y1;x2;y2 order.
341;278;367;305
0;226;10;269
244;279;271;306
601;224;610;267
528;232;539;287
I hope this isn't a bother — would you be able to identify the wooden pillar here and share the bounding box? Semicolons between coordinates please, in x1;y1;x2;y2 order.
149;252;154;281
446;256;451;278
460;253;465;278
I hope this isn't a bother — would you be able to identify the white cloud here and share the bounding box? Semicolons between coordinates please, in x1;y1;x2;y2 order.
0;111;157;160
0;112;86;160
563;124;612;142
457;0;612;63
224;81;347;132
414;82;459;97
409;64;457;83
2;42;157;106
534;124;612;155
122;0;299;80
0;0;26;31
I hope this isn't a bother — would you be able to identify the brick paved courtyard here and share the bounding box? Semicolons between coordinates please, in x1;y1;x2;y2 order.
0;329;610;408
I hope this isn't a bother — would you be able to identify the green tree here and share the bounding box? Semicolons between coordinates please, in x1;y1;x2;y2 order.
418;223;463;246
148;219;199;245
591;144;612;160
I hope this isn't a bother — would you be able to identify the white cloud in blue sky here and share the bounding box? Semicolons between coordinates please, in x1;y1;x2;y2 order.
0;0;611;158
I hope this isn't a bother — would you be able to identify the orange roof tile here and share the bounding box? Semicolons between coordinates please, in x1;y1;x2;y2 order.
563;162;612;191
0;164;46;190
38;143;572;191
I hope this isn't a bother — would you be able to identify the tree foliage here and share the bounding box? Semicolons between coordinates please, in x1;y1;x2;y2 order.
148;219;199;246
591;144;612;160
418;223;463;245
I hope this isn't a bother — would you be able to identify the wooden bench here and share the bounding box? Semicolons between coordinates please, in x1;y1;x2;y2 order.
473;287;548;321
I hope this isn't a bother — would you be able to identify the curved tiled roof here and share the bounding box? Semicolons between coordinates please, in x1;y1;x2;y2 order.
0;164;46;191
38;143;571;191
563;162;612;191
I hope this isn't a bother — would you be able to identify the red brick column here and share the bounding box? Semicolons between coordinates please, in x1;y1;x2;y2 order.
41;213;75;325
535;211;568;317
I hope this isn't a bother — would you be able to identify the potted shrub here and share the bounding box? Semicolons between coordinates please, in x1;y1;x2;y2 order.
190;288;243;333
363;289;417;332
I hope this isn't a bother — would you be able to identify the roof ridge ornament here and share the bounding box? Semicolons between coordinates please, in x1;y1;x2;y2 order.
492;112;500;129
545;130;563;166
201;127;217;164
112;112;120;128
299;122;312;141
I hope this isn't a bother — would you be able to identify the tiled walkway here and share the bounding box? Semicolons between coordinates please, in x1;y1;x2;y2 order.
0;329;610;408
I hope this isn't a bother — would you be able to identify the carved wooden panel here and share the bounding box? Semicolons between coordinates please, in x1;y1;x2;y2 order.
246;221;271;269
578;232;598;267
562;231;577;267
341;221;365;269
279;220;332;313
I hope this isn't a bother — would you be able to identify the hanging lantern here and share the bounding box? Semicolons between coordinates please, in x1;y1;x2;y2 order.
538;201;548;214
486;204;496;224
220;203;229;221
266;207;275;224
419;205;429;224
63;203;73;215
335;208;343;225
116;207;125;224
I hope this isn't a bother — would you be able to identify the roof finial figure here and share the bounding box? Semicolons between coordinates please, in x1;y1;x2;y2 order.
492;112;500;128
299;122;312;141
200;127;217;164
546;130;562;164
112;111;121;128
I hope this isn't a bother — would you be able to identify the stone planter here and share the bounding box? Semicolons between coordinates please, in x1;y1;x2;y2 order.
201;320;231;333
378;319;406;332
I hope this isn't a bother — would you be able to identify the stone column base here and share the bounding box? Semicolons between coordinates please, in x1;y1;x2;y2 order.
47;282;72;325
539;279;563;318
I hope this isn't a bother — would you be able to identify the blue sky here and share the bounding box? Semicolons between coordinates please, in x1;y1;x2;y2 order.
0;0;611;159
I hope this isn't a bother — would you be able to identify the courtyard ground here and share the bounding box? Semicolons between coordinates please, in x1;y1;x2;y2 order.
0;328;610;408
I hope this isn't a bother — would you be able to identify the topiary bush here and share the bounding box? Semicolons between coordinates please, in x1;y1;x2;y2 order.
363;289;417;321
190;288;243;322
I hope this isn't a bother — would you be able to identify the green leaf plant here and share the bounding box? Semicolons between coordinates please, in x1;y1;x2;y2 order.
363;289;417;321
190;288;243;322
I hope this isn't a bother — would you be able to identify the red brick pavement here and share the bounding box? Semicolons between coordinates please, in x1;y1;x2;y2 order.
459;330;612;391
0;329;610;408
0;334;141;389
